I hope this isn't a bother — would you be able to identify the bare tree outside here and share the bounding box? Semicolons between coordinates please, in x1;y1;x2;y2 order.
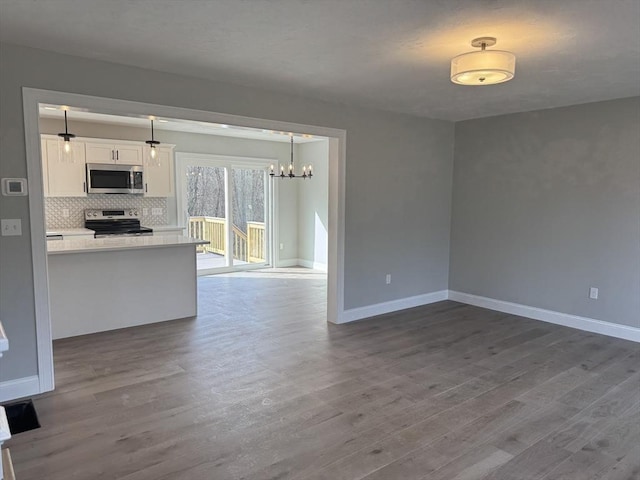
186;165;265;233
186;165;226;219
187;164;267;265
232;168;265;233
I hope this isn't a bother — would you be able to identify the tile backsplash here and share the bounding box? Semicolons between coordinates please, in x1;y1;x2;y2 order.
46;196;168;229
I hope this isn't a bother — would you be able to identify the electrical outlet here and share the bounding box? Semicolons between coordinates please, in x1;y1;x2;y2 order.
280;243;284;250
589;287;599;300
152;208;163;216
1;219;22;236
62;208;70;218
385;274;391;285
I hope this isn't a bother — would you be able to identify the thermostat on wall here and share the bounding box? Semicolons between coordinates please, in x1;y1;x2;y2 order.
1;178;28;196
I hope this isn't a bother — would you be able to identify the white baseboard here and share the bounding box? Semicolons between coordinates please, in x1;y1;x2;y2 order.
0;376;40;403
297;259;328;272
276;259;301;268
276;258;328;271
339;290;449;324
448;291;640;343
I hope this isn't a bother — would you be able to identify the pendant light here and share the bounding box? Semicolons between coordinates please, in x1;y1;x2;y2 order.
145;118;161;166
450;37;516;86
57;108;76;163
270;134;312;179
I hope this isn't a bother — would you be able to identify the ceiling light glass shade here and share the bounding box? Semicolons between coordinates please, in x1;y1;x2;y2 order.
145;119;161;166
57;109;76;163
57;136;76;163
450;50;516;85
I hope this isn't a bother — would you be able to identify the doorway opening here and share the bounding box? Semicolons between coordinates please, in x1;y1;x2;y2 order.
21;88;346;399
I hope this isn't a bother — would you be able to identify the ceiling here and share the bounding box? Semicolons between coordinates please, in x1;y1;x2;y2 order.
39;106;322;143
3;0;640;121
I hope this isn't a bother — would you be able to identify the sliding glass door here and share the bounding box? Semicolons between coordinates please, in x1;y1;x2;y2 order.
232;167;267;267
178;155;272;274
185;164;229;269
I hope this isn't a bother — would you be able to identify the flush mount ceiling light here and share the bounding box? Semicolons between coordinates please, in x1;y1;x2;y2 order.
57;107;76;163
145;117;160;166
270;134;312;180
450;37;516;86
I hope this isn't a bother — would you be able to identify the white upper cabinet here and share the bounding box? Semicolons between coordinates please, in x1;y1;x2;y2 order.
41;138;49;197
116;144;144;164
143;145;175;197
42;134;175;198
85;141;143;165
42;138;87;197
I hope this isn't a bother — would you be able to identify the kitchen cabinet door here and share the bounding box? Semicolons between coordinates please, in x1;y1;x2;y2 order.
144;146;174;197
45;139;87;197
115;144;143;165
85;143;116;164
41;138;49;197
85;143;143;165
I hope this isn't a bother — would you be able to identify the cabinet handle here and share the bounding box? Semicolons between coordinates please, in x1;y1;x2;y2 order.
145;183;148;193
111;150;114;160
116;150;119;161
83;181;86;193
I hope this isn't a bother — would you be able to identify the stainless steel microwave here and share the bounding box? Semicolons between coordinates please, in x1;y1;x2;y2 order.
86;163;144;194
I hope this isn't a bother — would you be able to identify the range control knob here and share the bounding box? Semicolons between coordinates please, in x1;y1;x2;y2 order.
92;212;98;217
128;210;133;216
134;210;138;216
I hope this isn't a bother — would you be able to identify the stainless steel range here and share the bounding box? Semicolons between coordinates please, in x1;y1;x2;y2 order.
84;209;153;238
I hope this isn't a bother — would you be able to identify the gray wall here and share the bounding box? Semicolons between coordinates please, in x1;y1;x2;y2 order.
450;97;640;327
0;43;454;383
298;140;329;268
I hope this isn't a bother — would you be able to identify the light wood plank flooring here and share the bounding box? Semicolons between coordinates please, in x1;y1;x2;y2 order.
8;269;640;479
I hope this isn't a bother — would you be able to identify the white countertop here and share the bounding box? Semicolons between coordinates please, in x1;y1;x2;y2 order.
46;228;94;237
47;234;208;255
147;225;186;232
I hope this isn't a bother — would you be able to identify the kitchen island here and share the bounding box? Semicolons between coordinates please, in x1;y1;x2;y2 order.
47;235;208;339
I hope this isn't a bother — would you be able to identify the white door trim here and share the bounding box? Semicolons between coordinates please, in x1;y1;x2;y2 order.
22;90;54;394
21;87;347;398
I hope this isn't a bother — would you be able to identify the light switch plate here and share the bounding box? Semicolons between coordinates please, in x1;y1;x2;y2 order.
1;219;22;236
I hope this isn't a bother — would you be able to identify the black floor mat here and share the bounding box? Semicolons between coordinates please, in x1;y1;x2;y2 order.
4;399;41;434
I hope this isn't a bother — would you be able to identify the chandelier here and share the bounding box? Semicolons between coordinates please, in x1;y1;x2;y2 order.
270;134;312;179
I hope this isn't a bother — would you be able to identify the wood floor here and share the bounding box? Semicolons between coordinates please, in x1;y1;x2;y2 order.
8;269;640;480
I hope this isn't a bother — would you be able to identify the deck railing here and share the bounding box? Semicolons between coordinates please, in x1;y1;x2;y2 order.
247;222;266;263
188;216;265;263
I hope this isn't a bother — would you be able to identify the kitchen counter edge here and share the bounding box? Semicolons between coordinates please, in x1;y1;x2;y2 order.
47;235;209;255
